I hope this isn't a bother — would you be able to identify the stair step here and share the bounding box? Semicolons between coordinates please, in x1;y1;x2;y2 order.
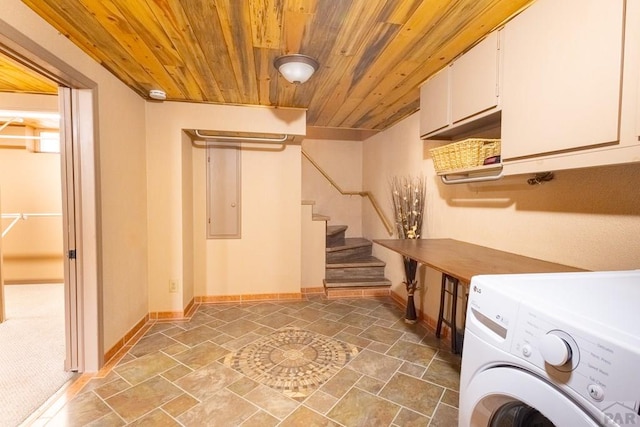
323;231;389;295
326;256;385;268
326;238;372;262
326;238;371;253
326;268;386;280
326;225;347;247
326;255;386;280
323;278;392;288
326;225;347;237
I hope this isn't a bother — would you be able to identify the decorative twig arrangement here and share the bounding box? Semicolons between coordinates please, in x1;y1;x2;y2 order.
390;175;426;324
391;176;426;240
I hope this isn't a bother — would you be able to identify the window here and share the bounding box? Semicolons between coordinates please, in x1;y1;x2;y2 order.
35;130;60;153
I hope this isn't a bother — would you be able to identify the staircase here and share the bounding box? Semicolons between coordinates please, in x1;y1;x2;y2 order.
323;225;391;298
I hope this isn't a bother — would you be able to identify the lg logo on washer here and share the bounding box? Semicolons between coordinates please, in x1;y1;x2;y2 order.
603;402;639;425
472;285;482;294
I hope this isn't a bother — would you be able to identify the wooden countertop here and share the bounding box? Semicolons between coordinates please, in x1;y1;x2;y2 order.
374;238;584;284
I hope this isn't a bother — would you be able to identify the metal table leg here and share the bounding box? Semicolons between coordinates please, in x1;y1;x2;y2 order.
435;273;461;353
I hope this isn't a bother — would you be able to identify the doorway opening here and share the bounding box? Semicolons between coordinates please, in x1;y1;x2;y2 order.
0;19;102;425
0;90;76;425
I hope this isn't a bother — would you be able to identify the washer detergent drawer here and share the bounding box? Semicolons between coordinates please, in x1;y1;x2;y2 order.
466;279;521;350
460;367;600;427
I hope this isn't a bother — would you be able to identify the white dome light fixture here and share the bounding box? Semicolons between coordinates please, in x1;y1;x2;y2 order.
149;89;167;100
274;54;319;84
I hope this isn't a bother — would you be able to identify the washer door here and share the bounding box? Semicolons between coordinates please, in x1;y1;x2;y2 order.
460;367;600;427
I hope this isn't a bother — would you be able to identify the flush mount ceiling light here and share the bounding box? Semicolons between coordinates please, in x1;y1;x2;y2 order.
149;89;167;100
274;54;319;84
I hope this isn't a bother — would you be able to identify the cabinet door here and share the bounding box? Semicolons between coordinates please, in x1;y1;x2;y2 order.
451;31;500;123
207;146;241;238
419;66;450;136
637;60;640;139
501;0;624;160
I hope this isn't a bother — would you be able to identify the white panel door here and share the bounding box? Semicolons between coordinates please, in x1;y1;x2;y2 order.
59;86;80;371
207;146;241;238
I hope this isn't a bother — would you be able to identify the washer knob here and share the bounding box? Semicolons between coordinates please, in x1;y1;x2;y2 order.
540;333;572;366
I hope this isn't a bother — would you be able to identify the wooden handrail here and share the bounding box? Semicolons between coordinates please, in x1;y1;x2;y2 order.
302;149;394;236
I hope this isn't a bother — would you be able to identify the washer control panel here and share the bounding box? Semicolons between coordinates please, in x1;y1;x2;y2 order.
467;271;640;425
509;305;639;407
538;330;578;369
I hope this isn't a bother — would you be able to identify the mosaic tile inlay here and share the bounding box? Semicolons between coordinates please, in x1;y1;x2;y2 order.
223;327;359;398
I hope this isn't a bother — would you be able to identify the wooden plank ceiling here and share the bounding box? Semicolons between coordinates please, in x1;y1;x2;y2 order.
0;55;58;94
16;0;533;132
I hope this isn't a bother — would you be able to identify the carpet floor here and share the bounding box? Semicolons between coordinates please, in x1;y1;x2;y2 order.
0;284;75;426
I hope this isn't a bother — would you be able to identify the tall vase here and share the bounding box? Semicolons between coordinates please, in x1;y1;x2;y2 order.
403;257;418;324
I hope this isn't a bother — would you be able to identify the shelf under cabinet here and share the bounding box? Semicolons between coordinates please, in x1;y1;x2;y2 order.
436;163;503;184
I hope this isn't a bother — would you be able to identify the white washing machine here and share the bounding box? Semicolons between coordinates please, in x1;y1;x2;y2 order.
459;270;640;426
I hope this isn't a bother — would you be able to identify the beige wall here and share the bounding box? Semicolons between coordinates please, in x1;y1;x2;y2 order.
181;132;195;307
1;0;149;357
146;102;305;311
0;121;63;283
301;203;326;289
8;0;638;369
363;112;640;322
199;144;302;297
301;138;363;237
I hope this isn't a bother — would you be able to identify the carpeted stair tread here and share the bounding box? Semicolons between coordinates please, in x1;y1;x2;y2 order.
323;278;392;288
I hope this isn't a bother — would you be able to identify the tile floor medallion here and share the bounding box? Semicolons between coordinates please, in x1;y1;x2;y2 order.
223;327;359;398
32;297;461;426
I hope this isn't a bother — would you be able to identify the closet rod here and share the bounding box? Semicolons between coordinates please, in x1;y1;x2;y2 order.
194;130;288;144
0;134;50;140
1;213;62;238
0;118;22;132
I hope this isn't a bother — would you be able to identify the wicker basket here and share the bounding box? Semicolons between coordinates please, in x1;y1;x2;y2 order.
430;138;501;173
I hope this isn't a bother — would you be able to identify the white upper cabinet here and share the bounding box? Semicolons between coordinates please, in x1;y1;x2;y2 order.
419;66;450;136
420;31;502;139
637;57;640;139
501;0;625;160
451;31;500;124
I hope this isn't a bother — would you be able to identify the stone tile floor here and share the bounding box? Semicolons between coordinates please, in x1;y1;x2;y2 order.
37;296;460;426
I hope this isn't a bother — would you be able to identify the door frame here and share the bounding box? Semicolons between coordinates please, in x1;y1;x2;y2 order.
0;187;4;323
0;19;103;371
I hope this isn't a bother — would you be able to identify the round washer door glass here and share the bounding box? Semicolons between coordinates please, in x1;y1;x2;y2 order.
460;367;599;426
490;401;555;426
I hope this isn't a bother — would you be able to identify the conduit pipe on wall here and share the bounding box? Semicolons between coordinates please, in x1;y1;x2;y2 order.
194;130;289;144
